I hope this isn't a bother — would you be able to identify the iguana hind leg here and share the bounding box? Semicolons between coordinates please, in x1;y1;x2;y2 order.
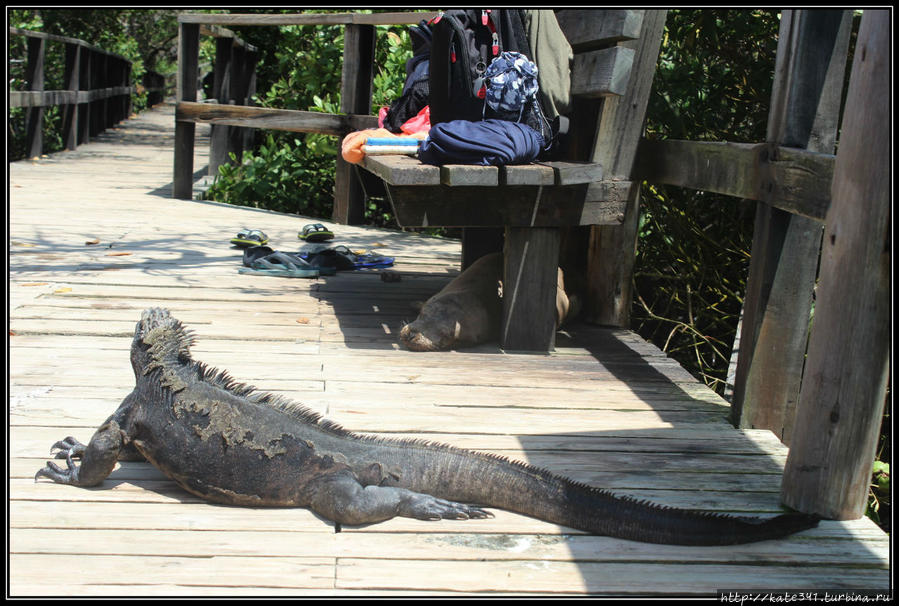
306;470;494;527
35;420;127;487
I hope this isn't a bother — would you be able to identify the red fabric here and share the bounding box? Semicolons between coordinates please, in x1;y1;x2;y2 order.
400;105;431;134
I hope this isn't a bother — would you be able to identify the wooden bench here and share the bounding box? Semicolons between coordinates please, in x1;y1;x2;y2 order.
358;10;667;351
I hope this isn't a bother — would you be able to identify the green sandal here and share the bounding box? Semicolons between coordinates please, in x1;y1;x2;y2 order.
298;223;334;243
230;229;269;248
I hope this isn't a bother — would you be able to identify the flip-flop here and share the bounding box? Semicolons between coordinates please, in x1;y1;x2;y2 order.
231;229;269;248
300;245;394;272
238;250;320;278
242;245;275;266
298;223;335;243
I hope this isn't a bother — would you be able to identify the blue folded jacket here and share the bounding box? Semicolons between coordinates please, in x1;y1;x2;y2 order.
418;119;544;166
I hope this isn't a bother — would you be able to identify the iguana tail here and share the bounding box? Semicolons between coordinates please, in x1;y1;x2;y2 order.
392;440;820;545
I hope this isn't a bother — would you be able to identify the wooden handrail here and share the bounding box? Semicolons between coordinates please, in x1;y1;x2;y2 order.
9;27;135;156
178;11;437;27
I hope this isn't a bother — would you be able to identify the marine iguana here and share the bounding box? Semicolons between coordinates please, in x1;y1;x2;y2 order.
36;307;819;545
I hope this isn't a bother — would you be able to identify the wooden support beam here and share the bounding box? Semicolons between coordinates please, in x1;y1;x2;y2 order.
584;9;667;327
502;227;561;351
334;23;375;225
178;12;438;26
177;102;379;136
62;43;80;150
24;35;45;158
209;36;234;176
173;22;199;200
555;9;644;50
781;9;891;520
384;182;630;228
633;139;835;221
731;10;852;444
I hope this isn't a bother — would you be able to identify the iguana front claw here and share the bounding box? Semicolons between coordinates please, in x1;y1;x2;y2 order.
51;436;87;459
35;454;81;485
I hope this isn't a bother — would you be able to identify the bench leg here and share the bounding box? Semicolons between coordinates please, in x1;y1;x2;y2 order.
501;227;561;352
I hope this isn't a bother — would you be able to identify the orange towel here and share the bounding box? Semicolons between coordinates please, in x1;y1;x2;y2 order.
341;128;428;164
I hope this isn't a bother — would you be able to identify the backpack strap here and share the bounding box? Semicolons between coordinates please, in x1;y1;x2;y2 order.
428;14;455;125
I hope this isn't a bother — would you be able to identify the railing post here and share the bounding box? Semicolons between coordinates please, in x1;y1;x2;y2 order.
209;36;234;176
242;49;258;153
333;23;375;225
227;44;249;165
781;9;890;519
78;45;91;145
62;42;80;150
24;35;45;158
173;21;200;199
730;10;852;444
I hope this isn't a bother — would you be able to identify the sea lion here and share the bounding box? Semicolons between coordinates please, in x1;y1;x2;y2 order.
400;253;576;351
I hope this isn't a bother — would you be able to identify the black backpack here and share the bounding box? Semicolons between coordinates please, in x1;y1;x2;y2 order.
382;19;432;134
384;10;558;152
429;9;555;151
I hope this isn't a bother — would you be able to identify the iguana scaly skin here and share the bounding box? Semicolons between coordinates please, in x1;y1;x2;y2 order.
36;308;819;545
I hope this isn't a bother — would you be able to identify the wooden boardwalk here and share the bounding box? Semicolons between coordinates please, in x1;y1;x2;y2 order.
8;103;890;597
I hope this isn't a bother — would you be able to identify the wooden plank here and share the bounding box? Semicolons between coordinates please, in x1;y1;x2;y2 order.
635;139;765;199
336;558;888;595
441;164;499;187
766;146;834;220
571;46;635;98
9;26;132;60
584;9;667;326
501;227;560;351
9;525;889;565
198;24;257;51
208;37;234;175
9;554;337;591
386;182;629;228
178;11;438;27
634;139;834;221
334;23;375;225
502;164;555;186
361;155;440;186
556;9;644;50
172;22;199;200
24;35;45;158
62;43;80;150
732;10;851;443
176;101;378;137
782;9;891;519
540;160;605;185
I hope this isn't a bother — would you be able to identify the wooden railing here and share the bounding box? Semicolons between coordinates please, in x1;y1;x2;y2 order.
8;27;135;157
171;11;436;215
143;70;174;108
632;10;890;520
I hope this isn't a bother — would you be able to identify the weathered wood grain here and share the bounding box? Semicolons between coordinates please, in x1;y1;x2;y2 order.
732;10;851;444
781;9;891;519
556;10;644;51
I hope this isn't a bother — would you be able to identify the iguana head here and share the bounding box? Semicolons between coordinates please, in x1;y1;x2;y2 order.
130;308;195;375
